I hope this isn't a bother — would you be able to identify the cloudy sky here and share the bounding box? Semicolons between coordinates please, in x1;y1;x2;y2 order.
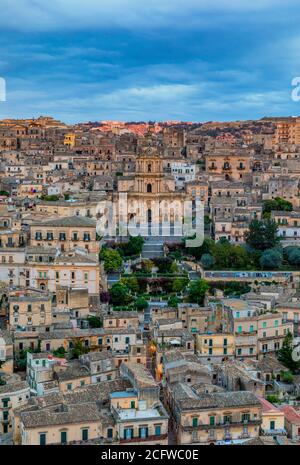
0;0;300;123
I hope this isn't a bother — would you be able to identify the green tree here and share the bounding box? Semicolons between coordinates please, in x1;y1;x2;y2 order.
260;248;283;269
266;395;281;404
71;340;87;359
41;194;60;201
53;346;66;358
172;277;188;293
186;238;214;260
278;331;300;373
281;370;294;384
170;262;179;274
287;248;300;267
134;297;149;312
100;248;123;272
141;259;154;273
188;279;209;304
152;257;173;274
0;191;9;197
110;283;132;306
121;235;144;256
200;253;215;269
168;295;180;308
15;348;33;371
245;219;280;251
87;316;102;328
263;197;293;218
208;240;251;270
120;276;139;294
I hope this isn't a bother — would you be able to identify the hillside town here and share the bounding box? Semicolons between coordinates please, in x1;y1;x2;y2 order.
2;115;300;446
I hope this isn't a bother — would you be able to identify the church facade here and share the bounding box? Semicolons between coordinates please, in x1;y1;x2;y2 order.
114;146;195;238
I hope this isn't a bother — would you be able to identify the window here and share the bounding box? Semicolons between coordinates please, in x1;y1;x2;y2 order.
39;433;46;446
147;183;152;193
192;417;198;427
82;429;88;441
209;416;215;427
2;398;9;408
262;321;267;328
250;325;254;332
67;383;72;391
59;232;66;241
130;400;135;409
237;326;242;333
270;420;275;431
223;415;232;424
155;425;161;436
139;426;148;439
46;232;53;241
242;413;250;423
124;428;133;439
61;431;67;444
107;428;113;439
83;233;90;242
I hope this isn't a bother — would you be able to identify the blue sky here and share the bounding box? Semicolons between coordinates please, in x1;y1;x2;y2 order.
0;0;300;123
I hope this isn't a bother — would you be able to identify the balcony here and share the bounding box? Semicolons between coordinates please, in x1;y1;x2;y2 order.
183;420;260;431
119;433;167;444
261;428;286;436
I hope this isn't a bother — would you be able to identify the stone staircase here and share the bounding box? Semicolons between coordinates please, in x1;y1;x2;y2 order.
142;237;164;259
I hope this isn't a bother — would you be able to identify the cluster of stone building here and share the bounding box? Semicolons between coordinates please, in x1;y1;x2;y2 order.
2;115;300;445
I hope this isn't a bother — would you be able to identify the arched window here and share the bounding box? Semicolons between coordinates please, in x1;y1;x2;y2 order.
147;183;152;193
148;164;152;173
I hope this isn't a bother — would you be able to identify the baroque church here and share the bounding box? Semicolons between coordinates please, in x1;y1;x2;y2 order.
115;145;194;237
